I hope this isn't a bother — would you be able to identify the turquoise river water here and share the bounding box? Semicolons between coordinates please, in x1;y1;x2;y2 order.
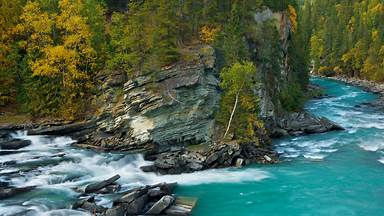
1;77;384;216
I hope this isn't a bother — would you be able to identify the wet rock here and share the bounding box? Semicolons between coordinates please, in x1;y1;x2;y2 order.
105;205;126;216
272;112;344;137
148;187;166;199
165;205;191;216
1;160;17;166
264;155;272;162
115;183;177;214
17;157;73;170
165;196;197;216
141;143;277;175
125;194;147;214
0;150;27;156
0;186;36;200
145;195;175;215
0;139;31;150
72;199;86;209
119;187;148;204
140;165;155;172
235;158;244;167
0;131;11;139
72;197;107;214
84;174;120;193
205;151;220;165
95;183;121;194
269;128;289;138
73;181;191;216
0;181;9;188
80;201;107;213
28;121;96;136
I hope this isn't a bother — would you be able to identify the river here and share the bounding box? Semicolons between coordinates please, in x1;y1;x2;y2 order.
1;77;384;215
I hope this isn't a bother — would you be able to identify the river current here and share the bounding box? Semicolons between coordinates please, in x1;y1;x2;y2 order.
1;77;383;215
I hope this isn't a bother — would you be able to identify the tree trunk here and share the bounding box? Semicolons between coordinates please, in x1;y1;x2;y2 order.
224;91;240;139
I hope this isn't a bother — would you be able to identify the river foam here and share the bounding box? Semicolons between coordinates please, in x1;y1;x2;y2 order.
379;158;384;164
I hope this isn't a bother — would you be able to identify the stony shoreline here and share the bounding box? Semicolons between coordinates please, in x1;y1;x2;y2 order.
72;176;196;216
324;76;384;95
320;75;384;108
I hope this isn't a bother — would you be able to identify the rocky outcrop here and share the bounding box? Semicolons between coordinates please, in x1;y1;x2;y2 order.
79;45;220;152
269;112;344;138
73;182;196;216
140;142;277;175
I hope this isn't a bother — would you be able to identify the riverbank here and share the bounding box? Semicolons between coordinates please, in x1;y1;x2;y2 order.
325;76;384;94
320;75;384;109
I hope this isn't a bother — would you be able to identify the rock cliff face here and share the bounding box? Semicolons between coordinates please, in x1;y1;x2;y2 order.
252;9;291;121
85;46;221;152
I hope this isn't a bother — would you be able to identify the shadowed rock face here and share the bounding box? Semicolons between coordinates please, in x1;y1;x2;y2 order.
89;45;221;152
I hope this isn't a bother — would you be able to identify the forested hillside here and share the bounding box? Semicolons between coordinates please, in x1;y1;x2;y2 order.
301;0;384;81
0;0;306;142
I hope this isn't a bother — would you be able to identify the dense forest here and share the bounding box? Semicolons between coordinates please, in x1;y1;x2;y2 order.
0;0;305;141
302;0;384;81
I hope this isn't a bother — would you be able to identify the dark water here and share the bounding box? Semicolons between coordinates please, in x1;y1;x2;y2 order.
1;77;383;215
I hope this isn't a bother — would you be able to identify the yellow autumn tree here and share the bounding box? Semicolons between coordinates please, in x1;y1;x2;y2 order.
14;1;54;55
16;0;96;119
0;1;23;105
33;0;96;89
200;26;219;44
288;5;297;33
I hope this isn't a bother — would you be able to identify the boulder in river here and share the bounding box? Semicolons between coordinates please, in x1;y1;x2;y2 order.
0;139;31;150
269;112;344;138
84;174;120;193
0;186;36;200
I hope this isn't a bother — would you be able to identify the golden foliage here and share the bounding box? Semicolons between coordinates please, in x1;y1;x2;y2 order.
199;26;219;44
288;5;298;33
0;1;23;106
14;1;54;52
14;0;96;119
